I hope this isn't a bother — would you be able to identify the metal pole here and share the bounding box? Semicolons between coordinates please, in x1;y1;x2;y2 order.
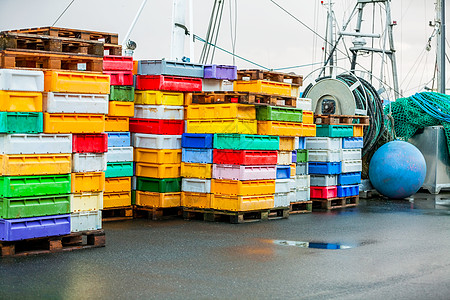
385;0;400;98
171;0;187;61
440;0;446;94
189;0;195;62
121;0;148;46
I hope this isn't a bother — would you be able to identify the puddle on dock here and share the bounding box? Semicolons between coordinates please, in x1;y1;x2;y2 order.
272;240;356;250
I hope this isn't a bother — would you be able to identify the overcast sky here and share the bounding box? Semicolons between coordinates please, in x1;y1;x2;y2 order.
0;0;447;98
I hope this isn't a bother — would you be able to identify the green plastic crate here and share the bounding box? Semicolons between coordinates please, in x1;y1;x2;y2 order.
0;112;43;133
296;149;309;163
109;86;135;102
213;134;279;150
256;106;302;122
316;125;354;137
106;161;134;178
136;177;181;193
131;190;136;205
0;194;71;219
0;174;71;198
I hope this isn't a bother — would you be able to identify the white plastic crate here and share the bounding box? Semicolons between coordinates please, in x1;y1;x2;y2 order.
0;69;44;91
296;98;312;111
274;192;291;208
182;178;211;193
43;92;108;114
288;191;296;203
306;137;342;150
131;176;137;190
295;187;310;202
134;105;184;120
294;137;300;150
288;178;296;191
72;153;107;172
275;179;291;193
309;174;338;186
341;160;363;173
132;133;182;149
277;150;293;165
296;162;308;175
202;79;234;92
70;210;102;232
295;175;310;189
70;192;103;212
308;149;341;162
106;146;133;163
341;149;362;161
0;133;72;154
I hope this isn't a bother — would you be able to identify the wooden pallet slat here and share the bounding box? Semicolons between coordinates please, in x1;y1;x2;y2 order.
289;201;313;214
268;207;290;220
183;207;270;224
311;196;359;210
133;205;182;221
237;69;303;85
314;114;370;126
102;206;133;222
191;91;296;107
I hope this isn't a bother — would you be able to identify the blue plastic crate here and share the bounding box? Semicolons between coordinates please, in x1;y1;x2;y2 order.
342;137;363;149
106;132;131;147
276;165;291;179
337;184;359;197
308;162;341;175
337;172;361;185
0;214;70;241
182;133;213;149
298;137;306;150
138;59;204;78
292;150;297;163
182;148;213;164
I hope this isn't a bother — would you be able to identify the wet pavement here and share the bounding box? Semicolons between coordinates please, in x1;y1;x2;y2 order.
1;196;450;299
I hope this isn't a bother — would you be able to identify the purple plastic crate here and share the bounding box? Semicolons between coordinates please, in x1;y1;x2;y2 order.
212;164;276;180
337;184;359;197
0;214;71;241
203;65;237;80
292;150;297;163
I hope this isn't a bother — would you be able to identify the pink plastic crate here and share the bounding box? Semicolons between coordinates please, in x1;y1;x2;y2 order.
103;55;134;71
212;164;277;180
103;71;133;85
310;186;337;199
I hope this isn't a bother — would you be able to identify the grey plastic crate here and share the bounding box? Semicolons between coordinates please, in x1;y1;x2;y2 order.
138;59;204;78
310;174;338;186
296;162;308;175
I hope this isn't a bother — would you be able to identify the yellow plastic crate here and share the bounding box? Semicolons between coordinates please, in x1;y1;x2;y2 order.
135;191;181;208
234;80;292;97
135;163;180;178
44;70;110;94
0;91;42;112
181;163;212;179
105;177;131;193
181;192;211;209
108;101;134;117
211;179;275;196
134;90;184;106
44;113;105;134
302;111;314;124
71;172;105;193
257;121;303;137
0;154;71;176
302;124;316;137
105;116;129;132
353;125;364;137
290;163;296;178
103;191;132;209
187;119;257;134
211;194;274;212
186;104;256;120
71;192;103;212
134;148;181;164
279;137;296;151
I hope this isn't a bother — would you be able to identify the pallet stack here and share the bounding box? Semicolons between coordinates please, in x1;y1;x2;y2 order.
131;59;202;220
306;115;367;210
102;55;134;220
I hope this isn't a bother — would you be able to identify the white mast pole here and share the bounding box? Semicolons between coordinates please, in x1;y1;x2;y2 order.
171;0;187;61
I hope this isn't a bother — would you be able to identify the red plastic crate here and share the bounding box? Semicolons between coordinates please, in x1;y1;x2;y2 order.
129;118;184;135
135;75;202;91
310;186;338;199
213;149;278;165
72;133;108;153
103;55;134;71
103;71;133;86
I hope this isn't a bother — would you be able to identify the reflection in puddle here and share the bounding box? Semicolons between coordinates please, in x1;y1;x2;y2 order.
273;240;355;250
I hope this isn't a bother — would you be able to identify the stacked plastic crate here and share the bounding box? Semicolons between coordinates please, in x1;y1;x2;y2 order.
0;69;73;241
102;56;134;219
306;117;365;210
132;59;202;219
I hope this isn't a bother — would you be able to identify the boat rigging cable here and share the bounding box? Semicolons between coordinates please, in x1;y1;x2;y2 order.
52;0;76;26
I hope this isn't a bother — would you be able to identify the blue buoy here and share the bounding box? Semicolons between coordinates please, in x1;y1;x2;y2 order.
369;141;426;199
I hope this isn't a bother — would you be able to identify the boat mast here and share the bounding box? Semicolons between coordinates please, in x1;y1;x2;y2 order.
437;0;446;94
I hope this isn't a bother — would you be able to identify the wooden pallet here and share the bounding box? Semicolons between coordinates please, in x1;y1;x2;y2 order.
314;114;370;126
312;196;359;210
0;49;103;72
0;229;105;258
191;91;296;107
102;206;133;222
0;32;104;56
268;207;290;220
237;69;303;85
289;201;313;214
183;207;269;224
133;205;182;221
